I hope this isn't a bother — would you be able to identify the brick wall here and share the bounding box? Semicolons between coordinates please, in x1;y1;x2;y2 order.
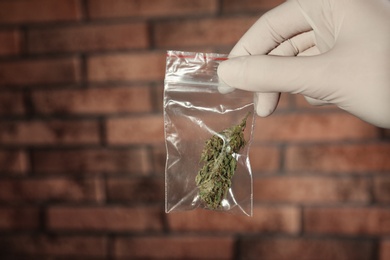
0;0;389;259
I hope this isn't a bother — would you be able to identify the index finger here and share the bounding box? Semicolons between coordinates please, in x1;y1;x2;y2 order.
229;0;312;57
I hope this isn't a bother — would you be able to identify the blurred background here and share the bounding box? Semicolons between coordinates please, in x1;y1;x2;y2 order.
0;0;389;259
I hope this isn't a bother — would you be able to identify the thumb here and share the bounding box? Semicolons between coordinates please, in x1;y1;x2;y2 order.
217;54;331;100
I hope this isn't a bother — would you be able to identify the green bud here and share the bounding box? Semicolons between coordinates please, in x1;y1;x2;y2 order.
196;112;250;210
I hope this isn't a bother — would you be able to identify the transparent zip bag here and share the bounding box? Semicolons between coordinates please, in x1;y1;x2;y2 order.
164;50;255;216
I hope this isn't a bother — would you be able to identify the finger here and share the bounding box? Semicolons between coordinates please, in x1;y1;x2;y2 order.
229;0;312;57
218;53;333;100
269;30;316;56
217;79;235;94
219;0;314;115
247;31;317;117
218;0;312;98
254;92;280;117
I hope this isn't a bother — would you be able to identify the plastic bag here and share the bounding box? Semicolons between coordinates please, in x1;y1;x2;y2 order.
164;50;255;216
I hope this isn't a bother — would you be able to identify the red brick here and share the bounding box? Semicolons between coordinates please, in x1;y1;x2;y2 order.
250;145;280;172
0;120;99;145
151;144;167;175
0;0;81;24
32;148;150;174
0;58;80;86
32;86;152;115
106;115;164;145
0;235;107;258
0;207;39;230
275;93;292;110
88;52;165;82
0;30;21;56
167;206;300;234
155;17;257;48
107;177;163;202
384;129;390;139
286;144;390;173
88;0;218;19
374;177;390;203
153;83;164;113
239;237;373;260
304;207;390;236
0;91;25;115
222;0;285;13
253;112;378;142
0;150;28;174
28;23;148;54
47;206;163;232
0;178;104;203
380;240;390;260
114;236;233;259
254;176;370;203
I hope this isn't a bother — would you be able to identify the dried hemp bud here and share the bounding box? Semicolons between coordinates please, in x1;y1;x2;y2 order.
195;112;250;210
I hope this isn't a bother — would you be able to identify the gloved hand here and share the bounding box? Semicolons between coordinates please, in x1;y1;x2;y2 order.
218;0;390;128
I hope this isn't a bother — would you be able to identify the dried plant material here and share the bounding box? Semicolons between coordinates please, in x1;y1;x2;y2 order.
196;112;250;210
165;51;254;216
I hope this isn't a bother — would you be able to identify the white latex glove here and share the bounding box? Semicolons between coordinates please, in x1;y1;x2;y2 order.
218;0;390;128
